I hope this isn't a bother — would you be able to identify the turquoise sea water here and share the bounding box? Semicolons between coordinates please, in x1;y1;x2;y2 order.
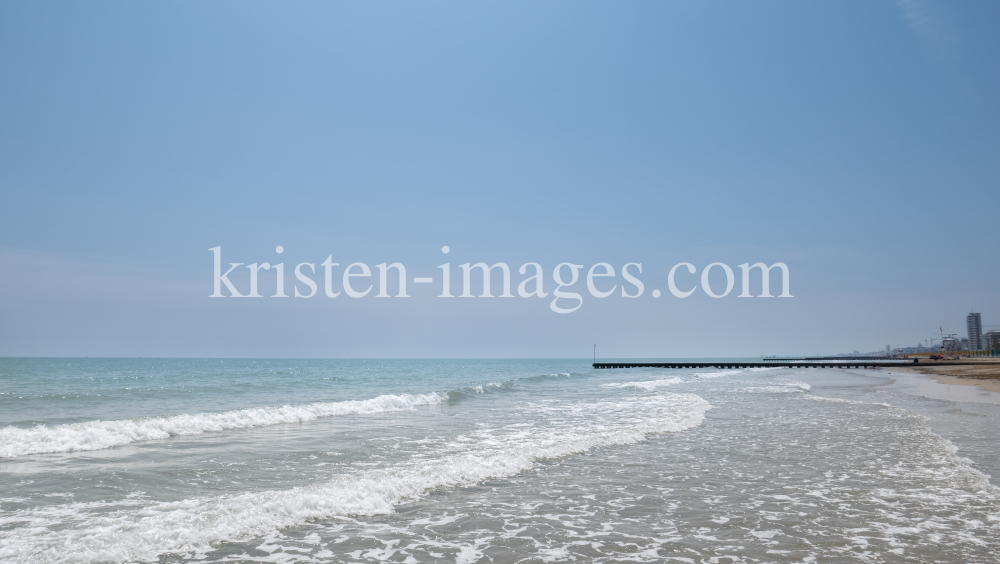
1;358;999;563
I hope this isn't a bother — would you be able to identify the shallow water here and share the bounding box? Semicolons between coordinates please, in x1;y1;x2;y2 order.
1;359;998;563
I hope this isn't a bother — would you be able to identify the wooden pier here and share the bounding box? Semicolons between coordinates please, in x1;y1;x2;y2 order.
592;361;919;369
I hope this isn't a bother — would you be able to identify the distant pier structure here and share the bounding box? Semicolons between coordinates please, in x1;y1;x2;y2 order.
593;357;922;370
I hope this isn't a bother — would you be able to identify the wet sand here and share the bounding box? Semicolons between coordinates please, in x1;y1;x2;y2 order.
890;360;1000;393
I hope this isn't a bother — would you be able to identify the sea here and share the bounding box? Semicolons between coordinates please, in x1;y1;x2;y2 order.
1;358;999;563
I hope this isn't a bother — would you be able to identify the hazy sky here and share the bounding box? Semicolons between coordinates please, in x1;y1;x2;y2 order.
1;1;998;358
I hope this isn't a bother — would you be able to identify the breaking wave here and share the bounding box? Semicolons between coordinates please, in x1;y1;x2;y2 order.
0;393;447;458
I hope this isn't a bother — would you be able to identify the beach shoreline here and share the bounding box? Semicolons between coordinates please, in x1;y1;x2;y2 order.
886;360;1000;393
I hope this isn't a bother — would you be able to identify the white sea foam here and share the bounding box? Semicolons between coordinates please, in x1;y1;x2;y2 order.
603;377;685;390
693;369;744;379
738;381;812;394
0;393;447;458
802;395;889;406
0;393;711;564
604;369;745;391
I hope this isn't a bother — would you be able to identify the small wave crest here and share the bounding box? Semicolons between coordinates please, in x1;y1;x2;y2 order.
603;368;746;391
693;369;744;379
0;393;447;458
737;381;812;394
603;377;685;391
448;372;575;399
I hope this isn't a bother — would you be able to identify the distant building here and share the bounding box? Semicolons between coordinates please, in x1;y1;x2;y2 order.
968;312;983;350
886;345;890;353
960;338;970;351
986;331;1000;351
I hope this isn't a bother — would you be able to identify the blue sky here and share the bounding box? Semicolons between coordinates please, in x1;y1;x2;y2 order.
1;1;998;358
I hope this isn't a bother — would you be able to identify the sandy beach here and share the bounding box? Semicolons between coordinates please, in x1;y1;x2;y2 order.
888;359;1000;393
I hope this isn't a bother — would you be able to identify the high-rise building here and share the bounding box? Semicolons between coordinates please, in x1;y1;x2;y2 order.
986;331;1000;351
967;312;983;350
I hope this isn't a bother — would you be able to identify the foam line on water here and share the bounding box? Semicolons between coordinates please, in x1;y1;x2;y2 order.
603;377;685;390
603;368;746;391
0;393;447;458
0;393;711;564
